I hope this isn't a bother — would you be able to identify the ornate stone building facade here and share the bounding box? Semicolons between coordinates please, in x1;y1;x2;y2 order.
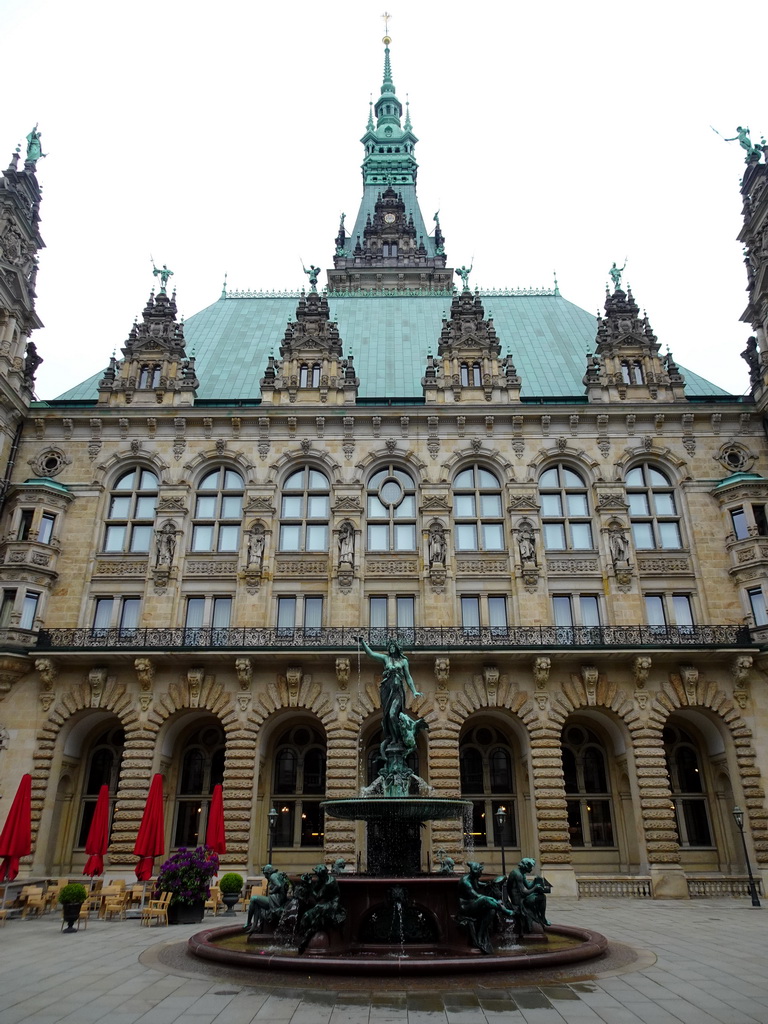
1;45;767;899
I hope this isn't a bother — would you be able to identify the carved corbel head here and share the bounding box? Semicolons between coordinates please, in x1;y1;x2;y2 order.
134;657;155;691
35;657;57;690
235;657;253;690
532;656;551;689
335;657;350;689
434;657;450;688
632;655;651;688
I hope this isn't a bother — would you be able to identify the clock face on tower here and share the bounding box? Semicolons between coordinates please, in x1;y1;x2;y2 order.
383;213;396;224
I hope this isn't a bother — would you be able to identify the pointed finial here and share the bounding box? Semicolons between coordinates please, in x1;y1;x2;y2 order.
367;96;374;130
221;272;228;299
553;271;560;296
404;95;412;130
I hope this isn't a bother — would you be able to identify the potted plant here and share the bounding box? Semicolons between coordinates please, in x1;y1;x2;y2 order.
155;845;219;925
219;872;244;916
58;883;88;933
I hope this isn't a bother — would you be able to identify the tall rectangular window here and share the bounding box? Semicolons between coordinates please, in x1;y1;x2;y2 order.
212;597;232;629
185;597;205;629
93;597;114;630
38;513;56;545
369;596;388;629
579;595;601;627
0;590;16;628
748;587;768;627
730;508;748;540
461;596;480;633
277;596;296;632
304;596;323;633
119;598;141;635
396;596;414;627
20;592;39;630
553;596;573;627
488;596;508;632
645;595;666;628
17;510;34;541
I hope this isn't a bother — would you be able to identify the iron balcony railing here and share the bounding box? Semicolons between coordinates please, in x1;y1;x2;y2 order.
35;623;753;652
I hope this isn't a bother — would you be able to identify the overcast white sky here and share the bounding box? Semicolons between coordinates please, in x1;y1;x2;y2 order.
3;0;766;400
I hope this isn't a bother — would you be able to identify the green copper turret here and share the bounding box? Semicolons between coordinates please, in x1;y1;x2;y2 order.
360;37;418;189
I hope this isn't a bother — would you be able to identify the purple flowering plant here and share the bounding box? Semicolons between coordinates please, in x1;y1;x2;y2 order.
154;845;219;907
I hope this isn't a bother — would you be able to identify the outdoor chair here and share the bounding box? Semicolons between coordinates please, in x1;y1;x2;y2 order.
140;891;171;927
204;886;222;916
104;891;129;921
20;886;46;919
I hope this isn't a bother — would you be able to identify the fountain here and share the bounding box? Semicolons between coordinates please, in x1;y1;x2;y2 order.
190;639;608;975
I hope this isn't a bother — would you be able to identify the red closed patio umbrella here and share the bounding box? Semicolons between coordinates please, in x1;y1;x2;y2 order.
0;773;32;881
83;784;110;877
133;774;165;881
205;784;226;855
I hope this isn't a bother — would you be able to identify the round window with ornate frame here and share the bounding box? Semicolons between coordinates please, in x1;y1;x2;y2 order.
30;447;71;478
716;443;756;474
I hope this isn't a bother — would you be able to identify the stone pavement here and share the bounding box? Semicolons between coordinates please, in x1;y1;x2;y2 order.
0;897;766;1024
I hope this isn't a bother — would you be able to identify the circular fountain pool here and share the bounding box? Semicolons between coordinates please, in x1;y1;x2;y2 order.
188;875;608;976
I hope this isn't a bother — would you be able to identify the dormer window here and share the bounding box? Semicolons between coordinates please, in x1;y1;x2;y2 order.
460;363;482;387
139;364;162;388
382;244;398;257
299;364;321;388
620;361;643;385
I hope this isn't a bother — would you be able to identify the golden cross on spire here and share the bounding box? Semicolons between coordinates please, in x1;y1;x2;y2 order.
382;11;392;36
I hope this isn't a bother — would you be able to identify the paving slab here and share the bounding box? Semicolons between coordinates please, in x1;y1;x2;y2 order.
0;898;766;1024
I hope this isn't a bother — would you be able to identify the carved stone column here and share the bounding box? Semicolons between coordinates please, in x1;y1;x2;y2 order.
427;722;464;865
323;723;359;862
221;719;259;864
527;718;576;894
109;724;159;863
631;723;685;896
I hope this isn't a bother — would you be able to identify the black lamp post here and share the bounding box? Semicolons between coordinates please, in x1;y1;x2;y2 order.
267;806;278;865
495;805;507;877
732;806;761;907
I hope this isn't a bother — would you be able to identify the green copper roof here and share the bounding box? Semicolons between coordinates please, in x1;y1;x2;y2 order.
53;291;729;402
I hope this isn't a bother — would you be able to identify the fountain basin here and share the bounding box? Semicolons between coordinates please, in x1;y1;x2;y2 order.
188;875;608;976
321;797;472;821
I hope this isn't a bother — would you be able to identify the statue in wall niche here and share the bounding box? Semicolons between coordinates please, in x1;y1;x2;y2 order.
609;523;629;564
296;863;346;954
518;525;536;565
244;864;289;934
506;858;551;934
338;521;354;567
457;861;514;955
246;525;265;567
428;522;446;565
155;522;176;567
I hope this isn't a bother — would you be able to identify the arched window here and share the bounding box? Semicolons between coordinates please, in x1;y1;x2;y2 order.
459;724;516;851
366;466;417;552
561;725;614;848
173;724;225;848
539;465;593;550
191;467;244;553
278;467;330;551
271;725;326;848
663;724;713;847
453;465;504;551
104;468;158;553
626;464;682;550
76;726;124;848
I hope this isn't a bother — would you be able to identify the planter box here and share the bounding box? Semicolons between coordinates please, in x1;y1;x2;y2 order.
168;899;205;925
